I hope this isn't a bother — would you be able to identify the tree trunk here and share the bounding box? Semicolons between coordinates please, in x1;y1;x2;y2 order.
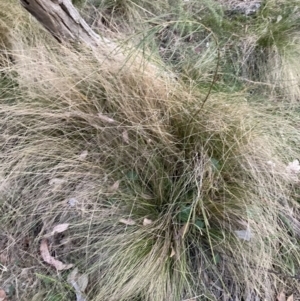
18;0;172;83
19;0;109;47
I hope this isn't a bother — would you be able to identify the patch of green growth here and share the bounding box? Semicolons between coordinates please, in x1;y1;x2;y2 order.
256;7;299;48
35;274;74;301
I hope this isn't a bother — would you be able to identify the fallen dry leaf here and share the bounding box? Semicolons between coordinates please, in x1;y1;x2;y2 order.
277;291;286;301
49;178;65;186
51;223;69;235
40;239;73;271
67;267;79;283
78;150;88;160
170;246;176;258
44;223;70;238
98;113;115;123
287;295;294;301
234;228;252;241
122;130;129;144
143;218;153;226
68;268;89;292
0;289;7;301
70;280;87;301
68;268;88;301
108;181;120;193
77;273;89;292
119;218;136;226
68;198;78;207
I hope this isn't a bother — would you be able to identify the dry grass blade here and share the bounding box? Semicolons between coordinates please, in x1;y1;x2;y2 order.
1;0;300;300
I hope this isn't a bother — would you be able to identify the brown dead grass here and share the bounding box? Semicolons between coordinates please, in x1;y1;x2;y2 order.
1;0;300;301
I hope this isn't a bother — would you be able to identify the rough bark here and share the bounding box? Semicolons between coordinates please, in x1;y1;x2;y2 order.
19;0;109;47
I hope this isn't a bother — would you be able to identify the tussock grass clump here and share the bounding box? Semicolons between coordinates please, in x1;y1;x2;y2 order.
1;16;300;300
2;1;300;301
262;34;300;103
76;0;300;103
